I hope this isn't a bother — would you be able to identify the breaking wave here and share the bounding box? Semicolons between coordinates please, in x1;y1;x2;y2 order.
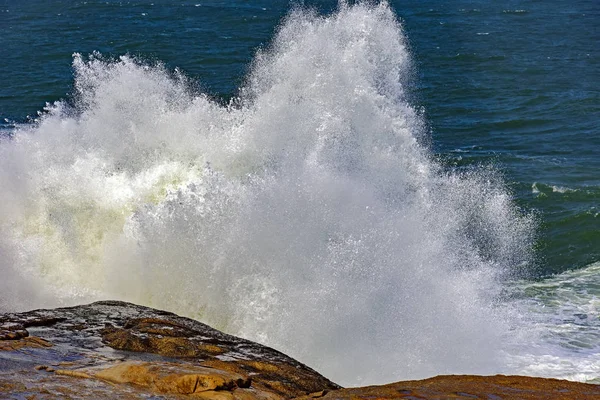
0;2;536;385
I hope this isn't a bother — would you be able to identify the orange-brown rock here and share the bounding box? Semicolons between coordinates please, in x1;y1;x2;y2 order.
0;336;52;351
93;361;250;394
296;374;600;400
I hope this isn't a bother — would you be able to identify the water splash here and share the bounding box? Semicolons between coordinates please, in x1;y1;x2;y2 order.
0;2;535;385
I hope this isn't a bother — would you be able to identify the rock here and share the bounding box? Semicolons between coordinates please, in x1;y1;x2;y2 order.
0;300;339;399
0;322;28;340
2;301;600;399
0;336;52;351
296;374;600;399
55;369;93;379
93;361;250;394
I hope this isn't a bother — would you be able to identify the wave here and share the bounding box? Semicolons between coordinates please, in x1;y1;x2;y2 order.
0;1;536;385
506;262;600;383
531;182;600;197
503;10;529;15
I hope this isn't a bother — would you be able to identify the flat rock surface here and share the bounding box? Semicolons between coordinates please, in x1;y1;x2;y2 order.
2;301;600;399
300;375;600;400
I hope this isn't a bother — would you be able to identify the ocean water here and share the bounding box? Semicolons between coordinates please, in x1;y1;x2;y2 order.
0;0;598;387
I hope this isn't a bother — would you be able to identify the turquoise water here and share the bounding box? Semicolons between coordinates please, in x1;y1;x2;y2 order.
1;0;599;385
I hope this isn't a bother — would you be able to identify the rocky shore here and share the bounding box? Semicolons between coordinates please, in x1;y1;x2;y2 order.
1;301;599;399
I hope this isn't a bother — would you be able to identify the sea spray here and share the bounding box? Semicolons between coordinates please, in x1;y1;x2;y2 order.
0;2;535;385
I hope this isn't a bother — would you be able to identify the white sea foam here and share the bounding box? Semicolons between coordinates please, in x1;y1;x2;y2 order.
0;1;539;385
506;262;600;383
532;182;578;196
552;185;577;193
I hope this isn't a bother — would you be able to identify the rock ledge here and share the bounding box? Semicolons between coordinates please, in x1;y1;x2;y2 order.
1;301;599;399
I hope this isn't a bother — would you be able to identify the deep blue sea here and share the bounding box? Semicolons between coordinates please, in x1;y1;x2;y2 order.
1;0;599;386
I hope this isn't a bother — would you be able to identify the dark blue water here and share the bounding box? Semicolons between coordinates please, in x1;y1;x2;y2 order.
402;1;599;273
2;0;597;273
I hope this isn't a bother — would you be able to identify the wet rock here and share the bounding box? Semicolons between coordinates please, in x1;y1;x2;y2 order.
94;361;248;394
0;301;339;399
2;301;600;399
0;336;52;351
0;322;28;341
296;374;600;400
